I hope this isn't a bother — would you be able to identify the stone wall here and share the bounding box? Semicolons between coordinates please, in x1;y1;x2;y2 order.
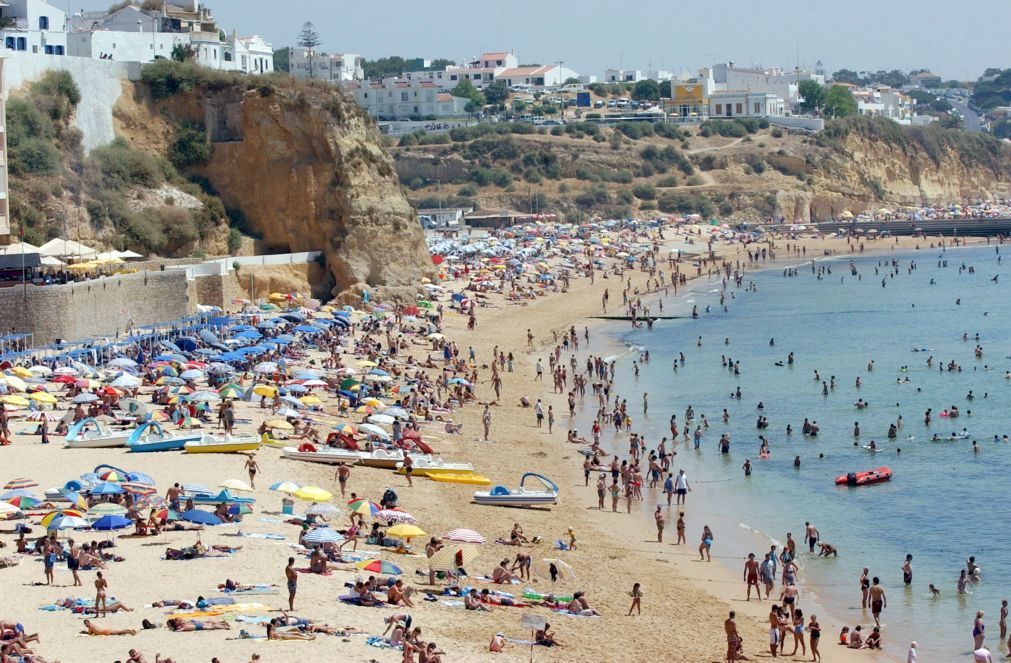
0;270;192;344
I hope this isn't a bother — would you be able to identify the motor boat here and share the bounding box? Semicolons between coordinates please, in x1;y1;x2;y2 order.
473;473;558;507
65;417;132;449
834;467;892;486
188;489;255;505
184;434;260;454
127;422;202;452
396;456;474;477
282;443;361;464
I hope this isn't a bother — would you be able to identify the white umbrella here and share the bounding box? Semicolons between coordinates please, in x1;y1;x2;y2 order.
276;407;300;419
368;414;395;426
305;502;341;516
442;528;485;544
303;527;344;544
28;366;52;377
375;509;416;524
110;375;141;389
358;423;390;440
53;367;78;376
218;479;253;492
253;362;278;374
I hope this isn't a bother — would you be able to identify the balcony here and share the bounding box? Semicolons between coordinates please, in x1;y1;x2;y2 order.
0;17;28;30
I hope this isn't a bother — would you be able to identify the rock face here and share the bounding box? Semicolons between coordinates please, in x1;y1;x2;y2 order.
163;86;434;302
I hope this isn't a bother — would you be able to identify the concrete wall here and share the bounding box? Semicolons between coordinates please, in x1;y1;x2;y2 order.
0;269;192;344
768;116;825;132
4;52;140;151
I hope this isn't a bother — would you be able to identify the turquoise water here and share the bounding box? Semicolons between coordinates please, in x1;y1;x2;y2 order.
594;244;1010;660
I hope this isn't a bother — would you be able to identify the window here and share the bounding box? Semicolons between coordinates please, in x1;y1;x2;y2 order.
754;102;760;114
5;38;13;50
450;75;457;81
39;16;49;30
715;104;722;115
17;38;27;51
44;45;53;54
401;92;408;102
735;103;743;114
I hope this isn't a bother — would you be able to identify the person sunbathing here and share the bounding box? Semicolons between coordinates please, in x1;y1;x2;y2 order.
166;618;230;632
83;619;136;636
492;560;520;583
566;592;601;616
265;623;315;641
386;579;415;607
464;588;493;611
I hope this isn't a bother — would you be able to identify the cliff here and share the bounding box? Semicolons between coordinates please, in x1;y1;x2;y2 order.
119;65;434;302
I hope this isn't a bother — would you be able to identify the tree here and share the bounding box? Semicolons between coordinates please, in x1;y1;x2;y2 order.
823;85;857;118
659;80;672;98
170;43;195;62
563;77;581;86
484;80;510;106
297;21;322;78
632;79;660;102
797;80;825;114
831;69;863;85
939;113;963;129
273;47;290;73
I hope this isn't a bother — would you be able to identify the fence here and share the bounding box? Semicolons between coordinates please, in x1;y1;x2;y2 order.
168;251;323;280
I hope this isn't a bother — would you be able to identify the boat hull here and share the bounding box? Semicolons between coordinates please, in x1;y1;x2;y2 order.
281;447;361;464
65;436;130;449
185;438;261;454
127;438;189;452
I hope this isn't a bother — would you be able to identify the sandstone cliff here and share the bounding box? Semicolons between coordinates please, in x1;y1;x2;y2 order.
125;76;435;302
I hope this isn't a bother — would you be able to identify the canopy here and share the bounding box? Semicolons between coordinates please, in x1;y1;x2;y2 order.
38;238;99;260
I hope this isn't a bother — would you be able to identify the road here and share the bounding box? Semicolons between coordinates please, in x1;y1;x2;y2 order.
949;100;983;132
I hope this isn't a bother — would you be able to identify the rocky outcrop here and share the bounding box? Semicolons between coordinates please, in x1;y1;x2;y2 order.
145;84;434;302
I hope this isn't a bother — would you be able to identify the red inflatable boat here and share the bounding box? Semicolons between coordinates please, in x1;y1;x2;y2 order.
835;467;892;486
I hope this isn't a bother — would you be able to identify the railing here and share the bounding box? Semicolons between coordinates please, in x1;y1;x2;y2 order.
169;251;323;280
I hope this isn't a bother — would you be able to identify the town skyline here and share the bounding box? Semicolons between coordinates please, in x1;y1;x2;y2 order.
67;0;1008;82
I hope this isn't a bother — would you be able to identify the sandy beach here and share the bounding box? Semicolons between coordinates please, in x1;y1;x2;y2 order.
0;228;970;663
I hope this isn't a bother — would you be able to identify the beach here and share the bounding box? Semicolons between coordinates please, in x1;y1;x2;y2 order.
0;227;978;663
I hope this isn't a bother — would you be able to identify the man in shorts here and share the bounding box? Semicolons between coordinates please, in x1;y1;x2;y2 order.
674;469;690;505
744;553;761;601
768;604;781;657
760;553;776;599
869;576;886;626
724;611;742;662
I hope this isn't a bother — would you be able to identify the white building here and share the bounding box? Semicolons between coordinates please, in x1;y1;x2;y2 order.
343;78;470;120
495;64;576;89
854;86;914;124
712;63;823;109
0;0;66;55
709;91;785;119
404;52;518;89
647;68;673;81
418;207;471;229
290;47;363;81
603;68;643;83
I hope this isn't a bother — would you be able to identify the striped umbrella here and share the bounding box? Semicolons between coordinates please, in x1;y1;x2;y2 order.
348;500;381;517
97;470;127;483
427;544;481;572
218;385;244;399
47;515;89;531
355;559;402;575
442;528;486;544
269;481;300;494
303;527;344;545
87;503;127;519
3;478;38;490
5;495;40;509
120;482;157;496
375;509;416;524
333;423;357;435
41;509;87;528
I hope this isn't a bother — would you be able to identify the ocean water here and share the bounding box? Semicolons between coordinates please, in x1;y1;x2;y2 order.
590;244;1011;660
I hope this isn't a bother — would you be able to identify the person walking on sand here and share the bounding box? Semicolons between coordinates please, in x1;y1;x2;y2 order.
627;583;642;616
809;613;821;662
285;557;297;610
335;462;351;498
403;455;414;487
676;512;686;545
725;610;741;662
869;577;886;626
700;525;713;561
654;506;664;542
95;571;109;617
244;454;259;489
744;553;761;601
482;405;492;441
674;469;690;505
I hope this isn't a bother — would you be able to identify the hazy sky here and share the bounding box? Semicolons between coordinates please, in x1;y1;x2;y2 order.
69;0;1008;80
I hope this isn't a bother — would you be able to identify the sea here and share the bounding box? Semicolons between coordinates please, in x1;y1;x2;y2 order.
581;243;1011;660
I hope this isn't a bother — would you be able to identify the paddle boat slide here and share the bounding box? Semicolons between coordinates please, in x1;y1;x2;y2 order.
473;473;558;507
65;418;132;449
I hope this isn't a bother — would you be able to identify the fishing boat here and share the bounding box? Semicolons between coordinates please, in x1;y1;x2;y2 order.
473;473;558;507
395;456;475;477
281;443;361;465
65;418;132;449
834;467;892;486
126;422;202;452
184;434;260;454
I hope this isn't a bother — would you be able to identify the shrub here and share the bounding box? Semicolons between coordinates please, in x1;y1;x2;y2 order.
7;98;53;148
632;183;656;200
657;192;715;217
88;138;164;190
771;127;784;138
14;137;60;174
639;201;657;211
398;133;419;147
490;168;512;188
458;184;477;197
169;124;212;169
656;175;679;187
227;227;242;252
617;189;634;204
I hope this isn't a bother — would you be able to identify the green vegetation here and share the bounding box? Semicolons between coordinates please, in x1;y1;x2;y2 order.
362;56;454;80
822;85;858;119
168;124;212;169
631;80;660;102
797;80;824;114
972;69;1011;110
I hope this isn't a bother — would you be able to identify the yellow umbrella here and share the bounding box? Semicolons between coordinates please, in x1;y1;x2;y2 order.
356;360;377;368
9;367;31;379
29;392;57;404
219;479;254;492
294;486;332;502
264;419;294;431
0;395;29;407
360;398;383;408
387;524;427;539
253;385;278;398
298;395;322;406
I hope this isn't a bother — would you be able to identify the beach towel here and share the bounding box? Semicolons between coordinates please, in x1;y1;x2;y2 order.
338;596;387;607
365;636;402;650
236;532;286;541
169;603;268;619
437;600;465;608
222;588;277;596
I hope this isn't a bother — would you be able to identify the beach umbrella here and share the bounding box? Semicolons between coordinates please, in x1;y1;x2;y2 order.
51;375;76;385
355;559;402;575
356;360;377;369
157;377;185;386
336;368;358;376
275;407;300;419
333;423;357;435
293;486;332;502
109;375;141;389
25;411;55;421
1;375;27;392
368;414;395;426
360;397;384;408
0;501;18;515
0;395;28;407
5;495;39;509
218;385;244;398
108;358;138;369
3;478;38;490
386;524;426;539
375;509;416;524
252;385;277;398
305;502;341;516
188;391;221;403
28;365;53;377
89;482;124;496
181;509;222;526
179;369;204;381
364;374;391;383
159;366;179;377
299;379;328;388
53;367;78;376
358;424;390;440
29;392;57;404
447;378;471;387
303;527;343;545
532;558;575;581
427;544;481;572
279;395;303;408
383;406;409;420
219;479;253;493
228;503;253;516
47;515;89;531
265;419;294;431
119;482;156;496
97;470;127;483
91;515;131;531
442;528;486;544
269;481;300;494
298;395;322;406
87;503;127;518
285;384;308;393
349;500;381;517
71;393;99;404
253;362;278;374
40;509;86;528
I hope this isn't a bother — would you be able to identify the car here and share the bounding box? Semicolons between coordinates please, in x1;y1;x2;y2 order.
594;100;604;108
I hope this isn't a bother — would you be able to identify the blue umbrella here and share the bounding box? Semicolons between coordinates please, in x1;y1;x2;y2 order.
231;325;256;332
91;515;131;531
235;330;262;340
294;324;320;334
1;489;37;500
174;338;198;352
303;527;343;545
285;384;308;393
181;509;222;526
89;482;124;496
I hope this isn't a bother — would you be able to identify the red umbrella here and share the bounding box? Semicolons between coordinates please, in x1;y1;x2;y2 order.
52;375;76;385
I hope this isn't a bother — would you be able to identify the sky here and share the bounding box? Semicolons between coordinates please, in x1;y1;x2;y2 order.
67;0;1009;81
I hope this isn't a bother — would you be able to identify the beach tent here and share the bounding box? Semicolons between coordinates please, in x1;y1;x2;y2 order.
38;238;99;261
